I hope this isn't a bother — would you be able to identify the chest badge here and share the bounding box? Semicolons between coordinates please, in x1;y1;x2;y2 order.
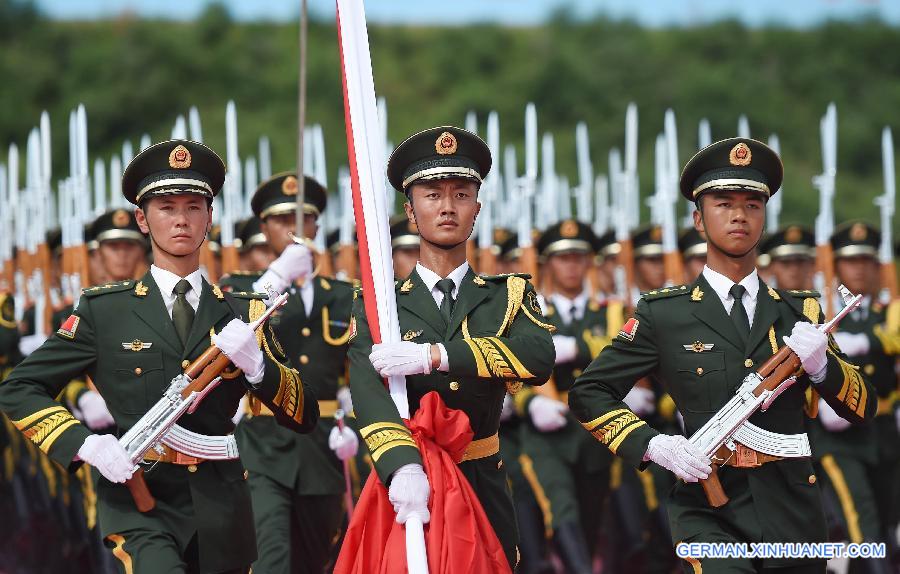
684;341;714;353
403;330;423;341
123;340;153;352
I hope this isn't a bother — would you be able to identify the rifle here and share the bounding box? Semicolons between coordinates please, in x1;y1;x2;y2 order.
812;104;837;316
877;127;897;301
689;285;861;507
217;101;241;280
477;112;500;276
334;409;355;519
120;292;288;512
518;103;540;287
660;110;685;286
335;168;357;280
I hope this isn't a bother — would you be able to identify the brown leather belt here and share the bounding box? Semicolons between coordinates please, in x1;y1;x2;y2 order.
459;433;500;463
143;444;205;466
250;399;340;418
715;442;782;468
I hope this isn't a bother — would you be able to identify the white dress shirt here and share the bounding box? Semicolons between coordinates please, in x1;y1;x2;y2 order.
550;290;590;325
414;261;470;372
150;265;203;319
701;265;759;328
289;279;315;318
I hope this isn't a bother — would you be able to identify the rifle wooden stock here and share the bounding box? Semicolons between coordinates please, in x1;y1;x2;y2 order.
220;245;240;277
663;250;685;287
881;261;898;300
466;239;478;271
315;247;335;280
520;245;539;287
36;242;51;333
200;241;218;283
816;244;835;316
336;244;357;281
618;238;635;307
125;469;155;512
478;247;497;276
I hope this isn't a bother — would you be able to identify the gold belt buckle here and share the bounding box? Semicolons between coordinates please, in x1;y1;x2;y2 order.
734;443;759;468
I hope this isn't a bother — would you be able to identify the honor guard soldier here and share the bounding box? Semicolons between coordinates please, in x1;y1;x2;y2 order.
516;219;620;573
219;217;274;293
0;140;319;574
592;229;622;298
390;216;421;280
758;225;816;291
349;126;555;569
570;138;878;573
679;227;708;284
0;291;20;379
808;221;900;571
632;225;667;299
236;172;358;574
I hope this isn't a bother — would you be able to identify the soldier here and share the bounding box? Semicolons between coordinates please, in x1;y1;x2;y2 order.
390;216;420;280
220;217;273;293
758;225;816;291
632;225;666;299
808;221;900;572
592;229;621;298
236;172;358;574
569;138;877;573
679;227;708;284
0;291;20;379
0;140;319;573
514;219;620;573
349;126;555;569
85;221;110;287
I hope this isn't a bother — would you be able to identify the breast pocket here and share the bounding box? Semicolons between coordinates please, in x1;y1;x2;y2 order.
674;351;727;412
110;350;166;415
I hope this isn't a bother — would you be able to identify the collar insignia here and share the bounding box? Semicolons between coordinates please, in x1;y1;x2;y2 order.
691;286;704;301
134;281;148;297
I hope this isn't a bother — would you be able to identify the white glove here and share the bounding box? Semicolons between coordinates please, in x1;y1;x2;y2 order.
832;331;870;358
19;333;47;356
552;335;578;364
783;321;828;383
528;395;568;432
817;398;851;432
77;434;134;484
337;386;353;415
255;243;313;294
212;319;264;383
77;390;115;430
328;425;360;461
645;434;711;483
369;342;432;377
623;386;656;417
499;393;514;422
389;463;431;525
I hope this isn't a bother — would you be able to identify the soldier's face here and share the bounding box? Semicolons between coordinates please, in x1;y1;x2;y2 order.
99;240;146;281
136;195;211;258
695;191;765;259
635;256;665;290
771;257;815;291
261;213;318;256
243;245;276;272
393;246;420;279
547;252;591;294
405;179;481;249
835;256;879;296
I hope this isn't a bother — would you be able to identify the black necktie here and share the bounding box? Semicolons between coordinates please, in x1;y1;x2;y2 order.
570;304;579;324
436;278;455;326
729;284;750;341
173;279;195;346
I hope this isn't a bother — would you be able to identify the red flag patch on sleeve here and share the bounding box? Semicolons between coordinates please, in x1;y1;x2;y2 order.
618;318;639;342
348;316;357;341
57;315;80;340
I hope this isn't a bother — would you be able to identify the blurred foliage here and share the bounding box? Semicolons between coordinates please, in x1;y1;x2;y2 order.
1;0;898;229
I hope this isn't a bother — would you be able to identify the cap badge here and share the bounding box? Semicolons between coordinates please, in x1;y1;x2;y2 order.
560;220;579;238
435;131;458;155
282;176;299;196
113;209;130;228
729;142;752;166
785;226;802;244
850;222;867;242
168;144;192;169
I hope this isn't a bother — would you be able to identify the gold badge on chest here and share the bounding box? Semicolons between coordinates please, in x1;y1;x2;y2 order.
403;330;423;341
683;341;714;353
123;339;153;352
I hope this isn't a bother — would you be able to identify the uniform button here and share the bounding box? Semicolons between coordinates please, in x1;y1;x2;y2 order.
696;367;704;376
864;364;875;375
808;474;816;484
744;359;754;368
301;327;311;337
187;464;198;473
300;355;309;364
449;381;460;391
572;369;583;377
243;470;249;480
182;360;190;369
134;367;143;376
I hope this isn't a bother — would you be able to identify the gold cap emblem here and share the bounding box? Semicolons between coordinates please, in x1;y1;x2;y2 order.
850;222;867;242
785;226;802;244
560;219;579;238
112;209;130;228
435;131;458;155
168;144;192;169
729;142;752;166
282;176;299;196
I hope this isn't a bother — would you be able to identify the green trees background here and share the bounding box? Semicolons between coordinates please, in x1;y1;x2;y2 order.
2;0;899;228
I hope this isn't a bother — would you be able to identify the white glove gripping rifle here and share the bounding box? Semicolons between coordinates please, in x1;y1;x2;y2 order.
118;292;288;512
688;285;861;507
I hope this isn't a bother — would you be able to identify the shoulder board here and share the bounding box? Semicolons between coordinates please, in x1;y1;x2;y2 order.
226;270;262;277
479;273;531;282
229;291;268;300
786;289;821;298
81;280;135;297
642;285;690;300
320;276;353;290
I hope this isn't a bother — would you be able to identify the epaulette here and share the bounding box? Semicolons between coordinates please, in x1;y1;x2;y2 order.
642;285;690;300
226;270;262;277
81;280;135;297
479;273;531;281
786;289;821;298
229;291;268;300
319;276;353;291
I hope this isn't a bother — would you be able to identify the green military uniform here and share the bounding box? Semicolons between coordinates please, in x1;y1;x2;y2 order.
219;215;266;294
569;138;879;573
234;172;354;574
0;292;21;379
0;140;320;574
807;222;900;572
350;126;556;569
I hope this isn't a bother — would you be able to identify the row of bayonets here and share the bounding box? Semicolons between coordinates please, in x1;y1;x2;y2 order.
0;100;895;314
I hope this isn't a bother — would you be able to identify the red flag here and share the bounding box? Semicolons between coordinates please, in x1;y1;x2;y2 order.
334;392;510;574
